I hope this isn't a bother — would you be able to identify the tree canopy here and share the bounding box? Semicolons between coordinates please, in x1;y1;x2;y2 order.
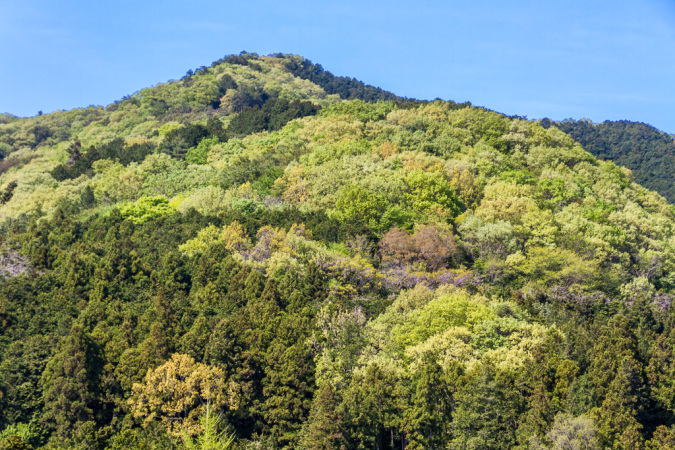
1;53;675;449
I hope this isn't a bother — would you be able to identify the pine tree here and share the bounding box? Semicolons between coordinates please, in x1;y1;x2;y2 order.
340;363;399;448
300;383;345;449
404;354;450;449
40;324;103;438
180;315;211;362
80;185;96;208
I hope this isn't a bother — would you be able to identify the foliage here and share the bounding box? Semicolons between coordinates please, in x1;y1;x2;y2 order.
552;118;675;203
50;138;153;181
1;53;675;449
119;195;176;224
186;136;219;165
159;123;212;160
181;403;236;450
227;98;320;136
0;423;35;450
130;353;237;436
280;54;401;102
380;225;461;270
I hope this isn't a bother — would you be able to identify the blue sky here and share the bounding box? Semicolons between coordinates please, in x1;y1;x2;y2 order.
1;0;674;133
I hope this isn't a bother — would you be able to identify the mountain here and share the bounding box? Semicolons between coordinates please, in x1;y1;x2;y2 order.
1;53;675;449
542;118;675;203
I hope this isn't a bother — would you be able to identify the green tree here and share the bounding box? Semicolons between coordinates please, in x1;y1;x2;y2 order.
332;185;387;231
0;335;53;427
647;331;675;414
40;324;104;439
181;403;236;450
340;363;399;448
403;354;450;449
180;315;211;362
405;170;464;220
452;365;525;449
587;316;646;449
300;383;346;450
186;136;219;165
79;185;96;208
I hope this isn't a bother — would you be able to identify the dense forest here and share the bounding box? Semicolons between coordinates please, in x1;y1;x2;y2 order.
543;118;675;204
1;52;675;449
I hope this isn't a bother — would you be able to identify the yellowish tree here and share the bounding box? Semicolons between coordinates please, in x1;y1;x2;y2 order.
130;353;239;436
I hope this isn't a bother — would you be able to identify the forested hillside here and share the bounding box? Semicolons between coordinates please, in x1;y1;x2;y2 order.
543;118;675;204
1;53;675;449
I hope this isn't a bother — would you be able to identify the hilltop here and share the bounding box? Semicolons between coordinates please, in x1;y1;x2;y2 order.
0;53;675;449
0;52;415;224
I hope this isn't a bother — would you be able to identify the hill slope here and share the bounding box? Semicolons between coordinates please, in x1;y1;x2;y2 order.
1;54;675;449
543;118;675;203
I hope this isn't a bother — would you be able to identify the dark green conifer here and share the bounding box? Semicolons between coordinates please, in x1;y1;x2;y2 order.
40;324;103;439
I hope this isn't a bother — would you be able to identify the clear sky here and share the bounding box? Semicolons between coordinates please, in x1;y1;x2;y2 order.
1;0;674;133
